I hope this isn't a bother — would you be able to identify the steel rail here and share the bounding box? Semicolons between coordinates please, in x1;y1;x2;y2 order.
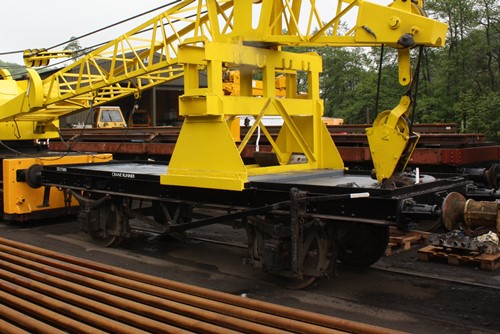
0;253;283;334
0;303;58;334
51;125;498;169
0;236;404;334
0;244;334;334
57;124;479;146
0;265;193;334
0;288;107;334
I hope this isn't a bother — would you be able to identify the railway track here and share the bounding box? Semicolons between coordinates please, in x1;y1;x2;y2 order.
186;227;500;291
0;236;402;334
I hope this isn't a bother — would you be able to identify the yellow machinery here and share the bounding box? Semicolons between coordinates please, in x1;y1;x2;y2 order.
93;106;127;128
223;70;287;97
1;0;447;193
2;154;111;220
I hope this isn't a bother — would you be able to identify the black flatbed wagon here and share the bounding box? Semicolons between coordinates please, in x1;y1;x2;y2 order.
40;161;474;288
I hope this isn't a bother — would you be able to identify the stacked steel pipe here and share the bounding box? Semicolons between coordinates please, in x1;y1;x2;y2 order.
0;237;402;334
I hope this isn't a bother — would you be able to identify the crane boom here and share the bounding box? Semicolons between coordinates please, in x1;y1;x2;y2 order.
0;0;448;187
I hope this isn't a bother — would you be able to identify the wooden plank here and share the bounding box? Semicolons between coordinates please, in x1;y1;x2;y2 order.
417;245;500;271
385;228;430;256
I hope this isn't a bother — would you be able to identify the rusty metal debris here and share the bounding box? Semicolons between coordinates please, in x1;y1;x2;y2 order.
428;230;500;254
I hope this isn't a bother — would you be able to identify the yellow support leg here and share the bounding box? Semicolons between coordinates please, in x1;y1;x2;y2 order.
161;115;248;191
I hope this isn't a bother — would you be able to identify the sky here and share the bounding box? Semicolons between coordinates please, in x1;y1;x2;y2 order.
0;0;390;66
0;0;171;65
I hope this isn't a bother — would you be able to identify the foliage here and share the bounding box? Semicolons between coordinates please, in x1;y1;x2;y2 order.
423;0;499;140
0;60;25;78
64;37;86;62
313;0;499;141
456;91;500;140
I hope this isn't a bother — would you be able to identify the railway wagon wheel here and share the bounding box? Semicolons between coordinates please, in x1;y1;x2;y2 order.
278;225;332;290
247;218;332;290
337;223;389;267
89;199;129;247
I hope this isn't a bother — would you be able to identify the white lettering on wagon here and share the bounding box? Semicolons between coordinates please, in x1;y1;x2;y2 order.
111;172;136;179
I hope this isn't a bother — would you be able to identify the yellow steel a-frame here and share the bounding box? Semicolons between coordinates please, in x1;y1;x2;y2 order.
162;41;344;190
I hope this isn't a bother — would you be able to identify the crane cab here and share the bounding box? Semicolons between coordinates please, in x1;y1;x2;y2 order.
93;106;127;128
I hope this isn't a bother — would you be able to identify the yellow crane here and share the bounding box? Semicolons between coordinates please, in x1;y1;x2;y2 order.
1;0;447;191
18;1;493;288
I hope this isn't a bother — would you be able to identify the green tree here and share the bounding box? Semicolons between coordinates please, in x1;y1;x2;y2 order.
424;0;499;139
64;37;86;62
0;60;25;78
